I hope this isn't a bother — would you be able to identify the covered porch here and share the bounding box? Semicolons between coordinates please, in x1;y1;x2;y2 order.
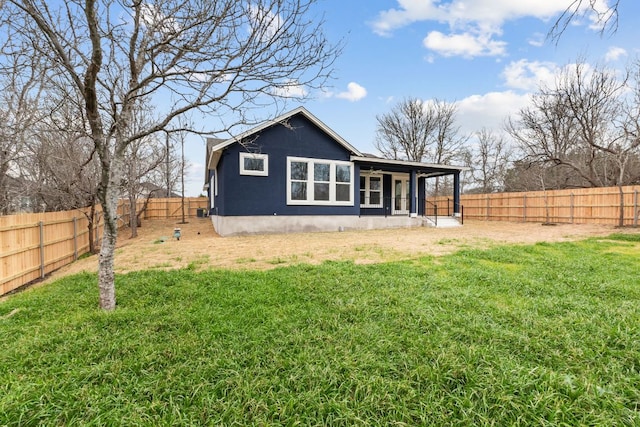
353;156;466;225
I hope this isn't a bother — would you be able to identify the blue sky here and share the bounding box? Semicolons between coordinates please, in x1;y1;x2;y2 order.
183;0;640;196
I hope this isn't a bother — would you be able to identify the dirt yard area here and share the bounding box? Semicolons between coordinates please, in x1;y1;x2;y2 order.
38;217;635;285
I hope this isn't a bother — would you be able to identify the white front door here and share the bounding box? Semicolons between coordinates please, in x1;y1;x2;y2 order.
392;175;410;215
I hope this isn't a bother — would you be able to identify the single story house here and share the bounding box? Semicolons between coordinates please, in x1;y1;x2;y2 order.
204;107;466;236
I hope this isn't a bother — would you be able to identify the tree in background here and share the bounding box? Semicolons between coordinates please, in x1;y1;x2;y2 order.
375;97;466;196
507;61;640;226
464;128;513;194
0;38;47;214
121;101;173;239
1;0;340;310
375;97;437;162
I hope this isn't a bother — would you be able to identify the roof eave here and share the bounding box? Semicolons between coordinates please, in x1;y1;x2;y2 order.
351;156;470;172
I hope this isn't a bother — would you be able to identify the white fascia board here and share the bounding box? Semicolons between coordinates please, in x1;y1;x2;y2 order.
351;156;470;172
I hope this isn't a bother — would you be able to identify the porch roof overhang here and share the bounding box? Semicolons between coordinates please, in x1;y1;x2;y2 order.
351;156;469;178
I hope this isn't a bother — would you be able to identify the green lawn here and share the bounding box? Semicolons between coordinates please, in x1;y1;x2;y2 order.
1;234;639;426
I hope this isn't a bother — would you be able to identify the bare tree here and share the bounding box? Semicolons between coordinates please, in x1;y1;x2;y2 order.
0;37;47;214
1;0;340;310
375;98;465;163
466;128;513;193
121;101;169;239
375;97;466;197
123;134;166;238
430;100;467;195
508;62;640;226
374;97;438;161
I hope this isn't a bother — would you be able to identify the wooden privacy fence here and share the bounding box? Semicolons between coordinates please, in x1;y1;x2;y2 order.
0;197;208;297
118;197;209;221
430;185;640;226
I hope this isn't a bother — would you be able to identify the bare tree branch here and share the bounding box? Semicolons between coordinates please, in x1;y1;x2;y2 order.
549;0;620;43
1;0;341;310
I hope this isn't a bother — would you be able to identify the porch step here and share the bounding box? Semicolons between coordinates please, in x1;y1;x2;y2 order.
423;216;462;228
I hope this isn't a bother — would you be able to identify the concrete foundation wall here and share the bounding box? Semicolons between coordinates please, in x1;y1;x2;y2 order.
210;215;425;237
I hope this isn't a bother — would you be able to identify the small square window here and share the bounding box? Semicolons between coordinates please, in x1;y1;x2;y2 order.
239;153;268;176
360;174;383;208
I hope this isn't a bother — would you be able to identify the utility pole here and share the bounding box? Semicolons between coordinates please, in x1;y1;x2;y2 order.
165;132;171;198
180;133;186;224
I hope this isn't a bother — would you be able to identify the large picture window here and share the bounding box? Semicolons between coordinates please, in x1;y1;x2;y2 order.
360;174;382;207
287;157;353;205
240;152;268;176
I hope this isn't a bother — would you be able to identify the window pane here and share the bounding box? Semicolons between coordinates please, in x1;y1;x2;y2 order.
291;182;307;200
314;183;330;201
395;180;402;210
359;176;365;189
370;177;381;190
370;192;381;205
314;163;330;182
291;162;308;180
336;165;351;182
336;183;350;201
244;157;264;171
360;190;365;205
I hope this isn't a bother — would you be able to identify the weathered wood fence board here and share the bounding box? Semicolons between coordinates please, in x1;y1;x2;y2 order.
430;185;640;226
0;197;208;296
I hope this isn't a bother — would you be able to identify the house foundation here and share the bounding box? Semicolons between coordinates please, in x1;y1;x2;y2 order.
210;215;426;237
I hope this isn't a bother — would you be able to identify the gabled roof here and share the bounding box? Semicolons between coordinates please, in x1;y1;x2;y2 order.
206;107;363;171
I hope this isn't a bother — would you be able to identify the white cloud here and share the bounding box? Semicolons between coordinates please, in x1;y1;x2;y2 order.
605;46;627;62
371;0;608;58
455;91;532;134
423;31;507;58
370;1;442;36
335;82;367;102
271;80;308;98
502;59;559;91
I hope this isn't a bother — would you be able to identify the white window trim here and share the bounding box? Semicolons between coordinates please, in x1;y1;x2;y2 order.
360;174;383;208
286;156;354;206
240;152;269;176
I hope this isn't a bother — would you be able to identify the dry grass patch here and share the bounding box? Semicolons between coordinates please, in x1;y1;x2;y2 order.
40;218;633;285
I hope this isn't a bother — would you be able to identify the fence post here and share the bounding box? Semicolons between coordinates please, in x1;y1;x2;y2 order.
570;193;574;224
523;194;526;222
486;195;490;221
73;217;78;261
39;221;45;279
634;190;638;226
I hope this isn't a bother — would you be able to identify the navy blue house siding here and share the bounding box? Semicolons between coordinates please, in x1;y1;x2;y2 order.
214;114;359;217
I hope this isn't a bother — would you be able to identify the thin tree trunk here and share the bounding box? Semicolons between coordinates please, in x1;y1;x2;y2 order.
97;155;123;311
